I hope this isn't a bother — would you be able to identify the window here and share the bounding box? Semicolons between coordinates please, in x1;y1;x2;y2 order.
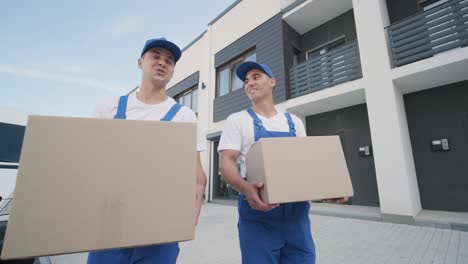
420;0;451;10
216;50;256;97
306;37;346;60
305;37;346;86
230;59;244;92
175;86;198;115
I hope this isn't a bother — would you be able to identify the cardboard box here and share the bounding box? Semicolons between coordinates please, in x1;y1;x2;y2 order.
1;116;196;260
246;136;353;204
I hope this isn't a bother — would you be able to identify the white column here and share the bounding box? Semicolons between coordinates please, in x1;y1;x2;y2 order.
352;0;421;219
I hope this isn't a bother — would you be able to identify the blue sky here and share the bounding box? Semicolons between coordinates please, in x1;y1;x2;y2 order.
0;0;235;117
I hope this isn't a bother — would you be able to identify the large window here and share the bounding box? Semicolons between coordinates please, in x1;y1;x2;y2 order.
175;86;198;115
216;50;256;97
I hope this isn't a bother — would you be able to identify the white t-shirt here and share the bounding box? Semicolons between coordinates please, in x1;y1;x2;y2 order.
93;93;206;152
218;109;306;178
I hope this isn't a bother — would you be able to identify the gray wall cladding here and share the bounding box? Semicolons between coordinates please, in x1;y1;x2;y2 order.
167;71;199;97
213;13;286;122
297;10;357;63
386;0;420;24
282;21;301;100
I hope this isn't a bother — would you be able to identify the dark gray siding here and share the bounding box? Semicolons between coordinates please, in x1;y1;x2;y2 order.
283;21;301;100
306;104;380;207
297;10;357;63
167;71;199;97
386;0;420;24
213;14;286;122
404;81;468;212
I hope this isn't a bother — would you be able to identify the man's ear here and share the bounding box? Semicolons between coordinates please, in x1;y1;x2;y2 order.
138;57;142;69
271;78;276;87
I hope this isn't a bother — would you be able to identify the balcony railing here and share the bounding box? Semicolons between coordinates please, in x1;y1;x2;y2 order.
289;41;362;99
387;0;468;67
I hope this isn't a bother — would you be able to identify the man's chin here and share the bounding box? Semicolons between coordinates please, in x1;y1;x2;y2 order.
152;77;169;85
248;95;263;103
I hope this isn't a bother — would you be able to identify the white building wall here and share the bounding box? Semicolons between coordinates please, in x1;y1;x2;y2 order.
209;0;282;54
352;0;422;219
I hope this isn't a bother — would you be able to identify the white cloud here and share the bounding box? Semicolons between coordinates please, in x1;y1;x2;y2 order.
108;16;142;38
0;64;127;93
60;65;91;74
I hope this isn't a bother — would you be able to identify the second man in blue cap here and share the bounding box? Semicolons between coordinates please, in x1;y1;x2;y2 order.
218;61;348;264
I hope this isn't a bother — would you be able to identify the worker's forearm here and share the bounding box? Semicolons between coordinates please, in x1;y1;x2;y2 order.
194;161;207;224
196;175;206;201
195;153;207;200
196;182;206;200
220;159;249;194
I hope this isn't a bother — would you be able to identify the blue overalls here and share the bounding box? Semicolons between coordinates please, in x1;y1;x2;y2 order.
237;108;316;264
87;95;182;264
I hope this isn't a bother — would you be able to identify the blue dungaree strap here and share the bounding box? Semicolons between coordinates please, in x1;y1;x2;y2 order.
114;95;129;119
246;107;296;142
284;112;296;135
88;95;181;264
113;95;182;122
160;103;182;121
238;107;315;264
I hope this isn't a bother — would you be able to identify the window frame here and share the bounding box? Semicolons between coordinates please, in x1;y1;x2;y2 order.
419;0;451;10
215;49;256;97
174;85;198;115
305;36;346;61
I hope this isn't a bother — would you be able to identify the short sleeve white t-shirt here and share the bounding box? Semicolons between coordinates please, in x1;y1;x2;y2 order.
93;93;206;152
217;109;306;178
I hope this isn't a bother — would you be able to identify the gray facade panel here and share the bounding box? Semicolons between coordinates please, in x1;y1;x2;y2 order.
213;14;286;122
298;10;357;63
404;81;468;212
283;22;302;99
167;71;199;97
386;0;420;24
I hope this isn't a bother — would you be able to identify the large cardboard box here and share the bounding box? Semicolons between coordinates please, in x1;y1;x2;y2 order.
246;136;353;204
1;116;196;260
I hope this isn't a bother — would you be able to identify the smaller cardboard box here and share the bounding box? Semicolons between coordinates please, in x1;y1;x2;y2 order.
245;136;353;204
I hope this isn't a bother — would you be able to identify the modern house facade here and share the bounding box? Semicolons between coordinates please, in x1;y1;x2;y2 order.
167;0;468;224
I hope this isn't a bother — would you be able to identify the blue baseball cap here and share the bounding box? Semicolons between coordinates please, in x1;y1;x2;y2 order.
236;61;274;82
141;38;182;62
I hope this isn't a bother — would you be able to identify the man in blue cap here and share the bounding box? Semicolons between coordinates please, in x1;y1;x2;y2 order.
218;61;348;264
87;38;207;264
